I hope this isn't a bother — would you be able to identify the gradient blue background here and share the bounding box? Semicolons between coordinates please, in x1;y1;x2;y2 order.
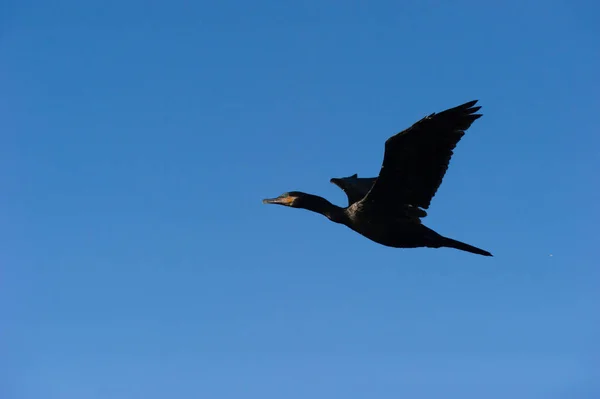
2;1;599;398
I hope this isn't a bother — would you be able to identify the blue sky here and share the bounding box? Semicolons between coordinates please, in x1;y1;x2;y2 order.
2;0;599;398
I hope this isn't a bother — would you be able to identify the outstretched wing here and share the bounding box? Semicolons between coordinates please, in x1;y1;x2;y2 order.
330;174;377;205
363;100;482;209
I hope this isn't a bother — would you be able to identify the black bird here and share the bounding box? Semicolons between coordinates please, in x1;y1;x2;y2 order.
263;100;492;256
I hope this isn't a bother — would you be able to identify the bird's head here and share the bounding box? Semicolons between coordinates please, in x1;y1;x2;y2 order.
262;191;345;223
262;191;306;208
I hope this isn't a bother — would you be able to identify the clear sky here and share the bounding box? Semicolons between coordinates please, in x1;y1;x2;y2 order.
2;1;599;398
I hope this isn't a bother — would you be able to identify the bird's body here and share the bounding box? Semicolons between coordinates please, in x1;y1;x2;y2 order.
344;201;431;248
263;100;492;257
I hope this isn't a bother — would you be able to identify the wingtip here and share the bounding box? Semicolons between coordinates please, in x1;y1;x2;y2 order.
461;100;482;117
446;100;481;115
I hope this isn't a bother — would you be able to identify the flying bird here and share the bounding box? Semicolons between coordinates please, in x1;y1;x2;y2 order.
263;100;492;256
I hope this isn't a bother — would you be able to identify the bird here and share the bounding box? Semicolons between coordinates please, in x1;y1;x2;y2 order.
262;100;492;256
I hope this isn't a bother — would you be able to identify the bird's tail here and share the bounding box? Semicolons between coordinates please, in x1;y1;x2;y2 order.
441;237;493;257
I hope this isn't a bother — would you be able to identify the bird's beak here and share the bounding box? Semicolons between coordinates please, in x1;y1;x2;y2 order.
262;196;293;205
262;197;280;204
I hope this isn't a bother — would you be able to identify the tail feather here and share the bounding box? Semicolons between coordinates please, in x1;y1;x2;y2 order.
441;237;493;257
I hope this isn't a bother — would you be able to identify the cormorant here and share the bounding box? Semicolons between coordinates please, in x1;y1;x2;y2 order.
262;100;492;256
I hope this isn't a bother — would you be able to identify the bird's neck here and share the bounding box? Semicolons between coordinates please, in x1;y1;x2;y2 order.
300;194;346;224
